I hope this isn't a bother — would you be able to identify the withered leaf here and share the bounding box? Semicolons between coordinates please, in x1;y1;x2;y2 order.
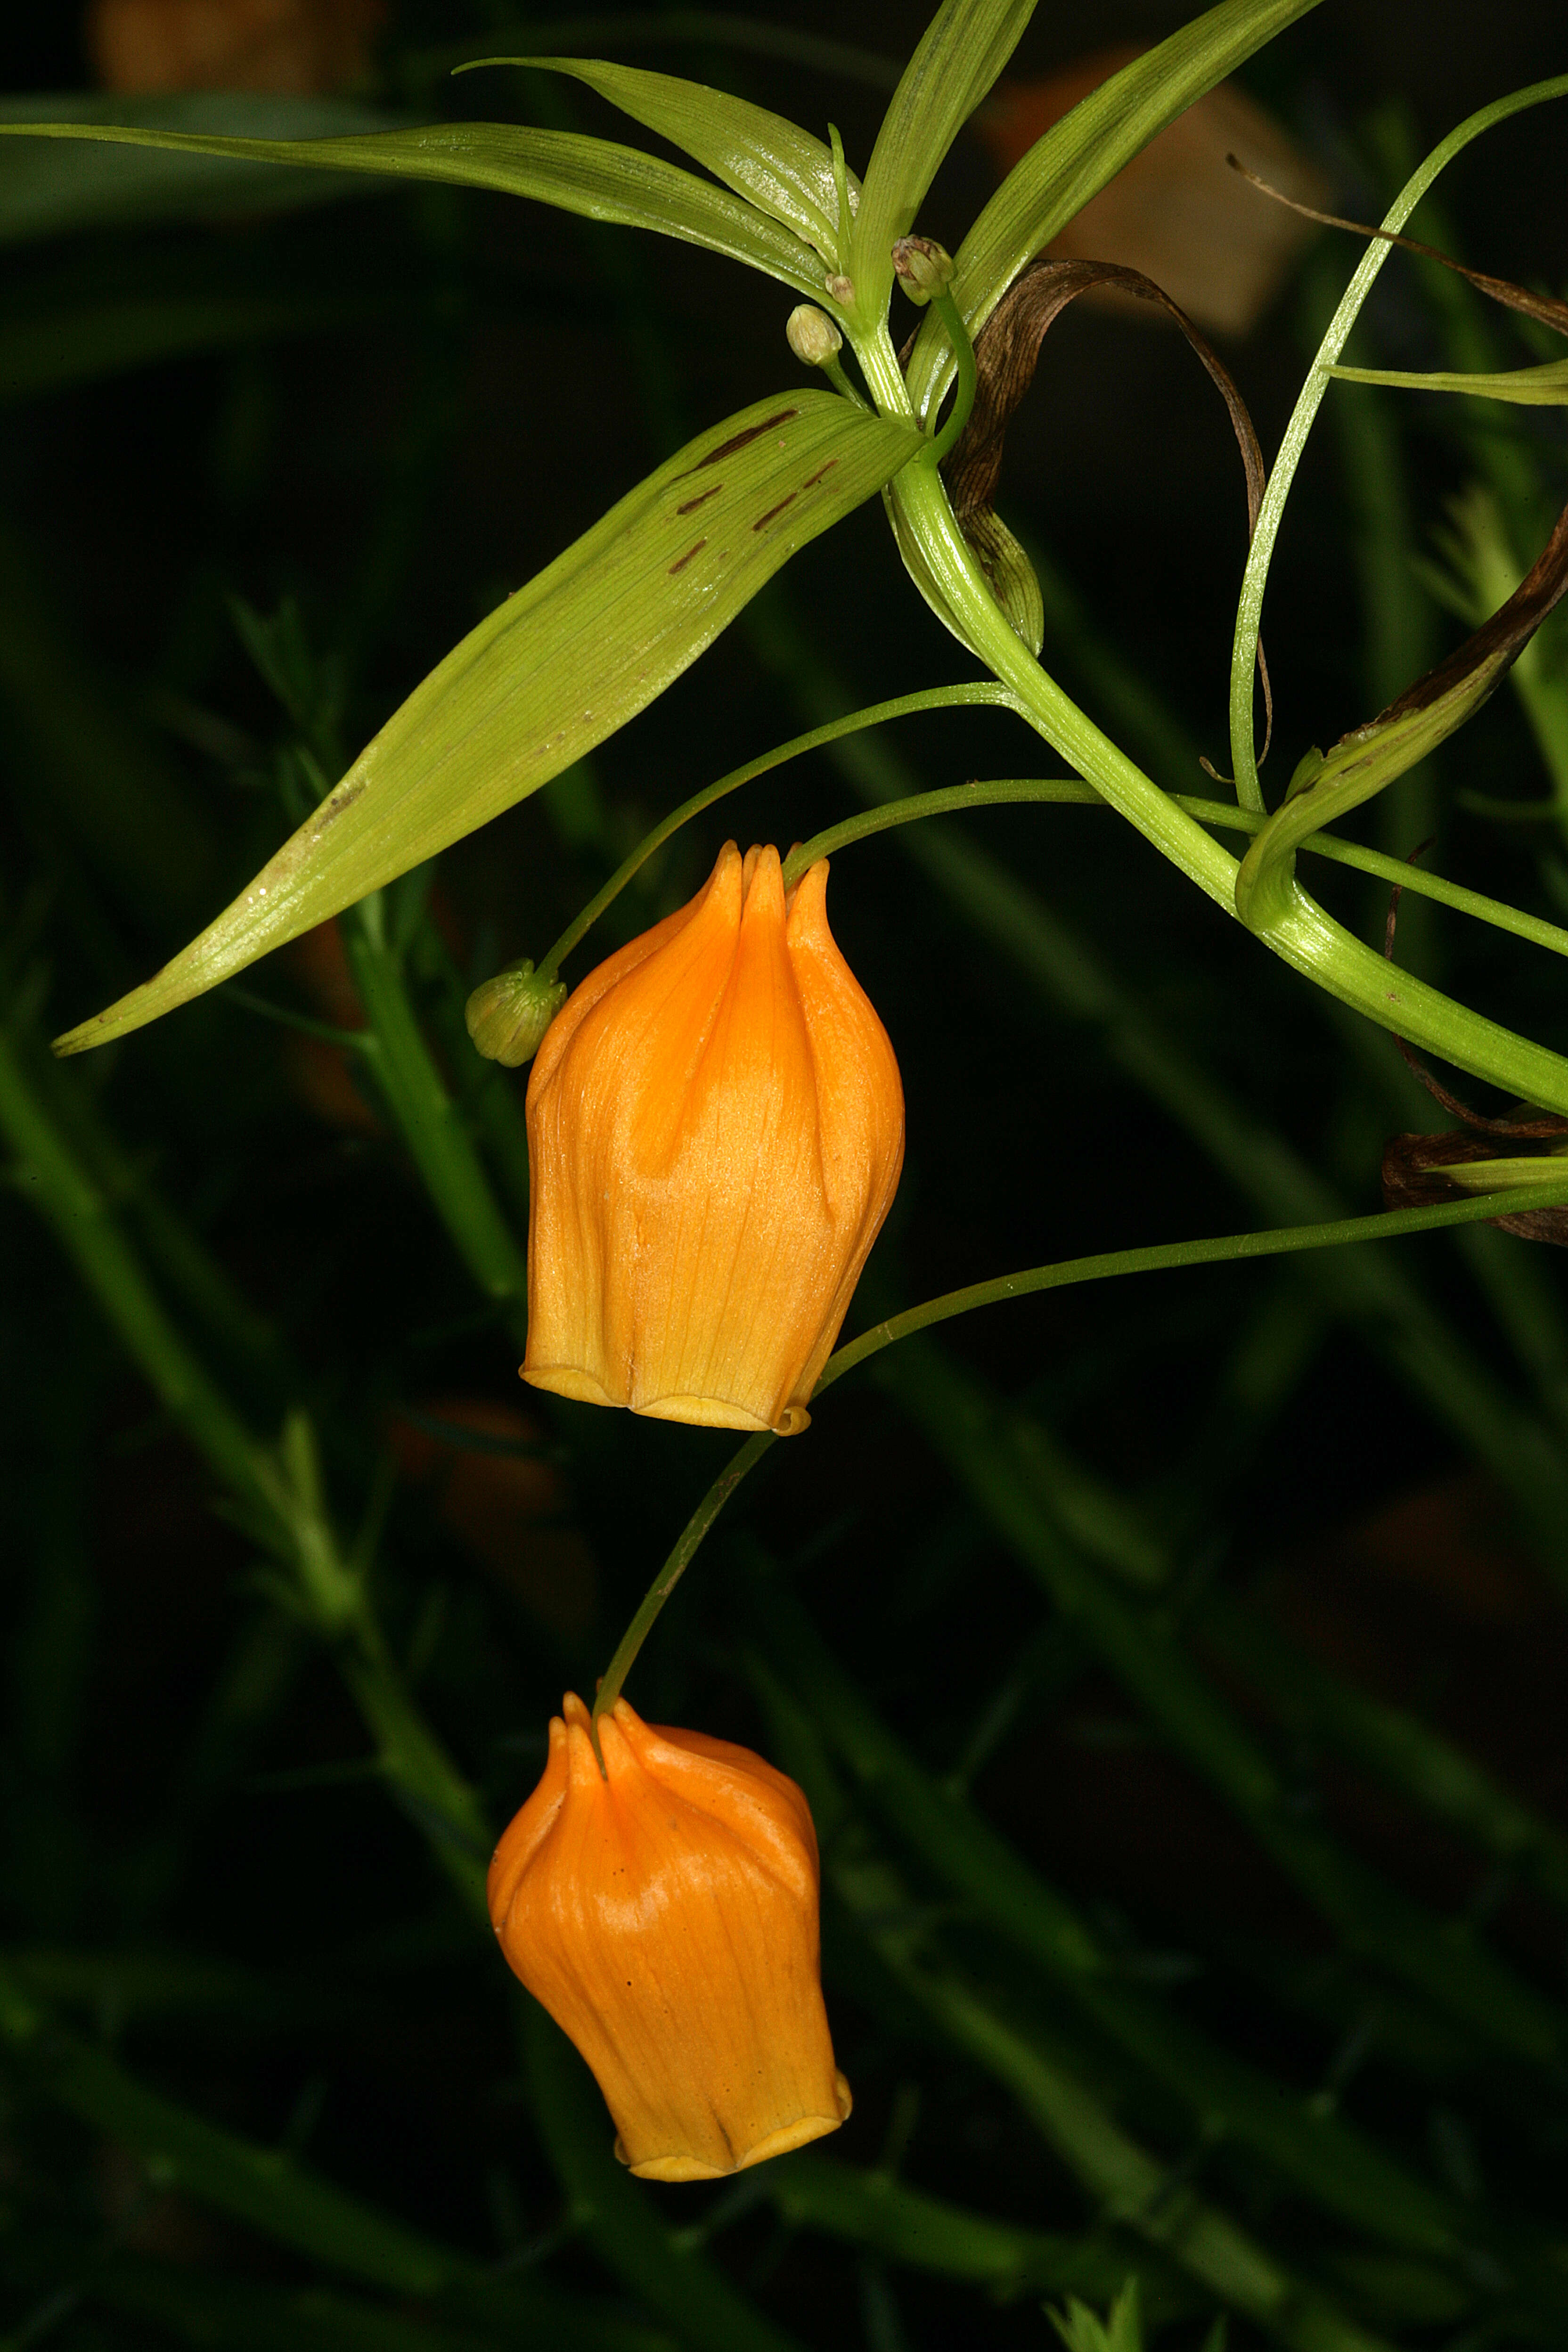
1371;494;1568;735
1381;863;1568;1244
1381;1131;1568;1246
1235;494;1568;929
1227;155;1568;345
938;256;1266;705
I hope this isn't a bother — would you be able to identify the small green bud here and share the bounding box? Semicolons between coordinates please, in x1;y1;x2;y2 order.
890;235;954;306
786;303;843;369
825;272;855;310
465;959;568;1068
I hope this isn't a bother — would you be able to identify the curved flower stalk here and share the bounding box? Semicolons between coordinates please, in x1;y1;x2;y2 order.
523;841;904;1436
489;1692;850;2181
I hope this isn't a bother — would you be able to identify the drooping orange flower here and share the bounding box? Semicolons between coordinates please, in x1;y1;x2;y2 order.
522;841;904;1435
488;1693;850;2180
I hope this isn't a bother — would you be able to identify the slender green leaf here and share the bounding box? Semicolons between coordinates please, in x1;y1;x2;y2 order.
880;479;975;649
52;391;920;1054
751;1676;1400;2352
904;0;1323;421
1435;1151;1568;1192
768;2154;1191;2307
463;55;855;264
1236;496;1568;929
0;290;378;402
1198;1593;1568;1914
872;1339;1568;2068
0;1965;460;2294
0;1968;668;2349
851;0;1036;323
1226;72;1568;811
1050;2280;1145;2352
751;1581;1475;2268
0;92;400;241
83;2257;512;2352
1329;356;1568;404
0;117;827;297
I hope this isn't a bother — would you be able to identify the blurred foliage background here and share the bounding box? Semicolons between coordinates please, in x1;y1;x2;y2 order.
3;3;1568;2347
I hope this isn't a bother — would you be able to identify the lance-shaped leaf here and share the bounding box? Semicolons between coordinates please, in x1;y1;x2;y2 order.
462;56;855;267
53;392;921;1057
850;0;1036;323
0;92;402;242
1234;495;1568;932
1329;357;1568;406
903;0;1324;423
0;118;827;299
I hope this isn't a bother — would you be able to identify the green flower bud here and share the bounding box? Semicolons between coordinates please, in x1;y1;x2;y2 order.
890;235;955;306
786;303;843;369
825;272;855;310
465;959;568;1068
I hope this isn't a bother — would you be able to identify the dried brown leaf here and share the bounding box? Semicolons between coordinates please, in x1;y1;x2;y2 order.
941;255;1268;729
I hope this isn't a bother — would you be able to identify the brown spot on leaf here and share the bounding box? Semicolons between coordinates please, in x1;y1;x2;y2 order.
676;485;722;515
802;460;839;488
310;778;366;834
668;539;707;574
752;494;798;531
682;408;798;473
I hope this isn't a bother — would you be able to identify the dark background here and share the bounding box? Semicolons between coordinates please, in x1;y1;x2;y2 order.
3;4;1568;2347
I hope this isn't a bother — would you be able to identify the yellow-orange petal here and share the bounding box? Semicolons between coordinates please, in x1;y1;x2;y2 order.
522;842;904;1433
488;1693;848;2180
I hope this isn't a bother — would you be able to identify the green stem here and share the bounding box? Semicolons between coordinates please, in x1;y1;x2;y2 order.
413;923;535;1222
751;1576;1568;2326
766;2155;1195;2315
0;1005;491;1911
749;596;1568;1583
874;1337;1568;2069
222;982;374;1052
892;464;1239;905
537;684;1016;980
818;1179;1568;1392
887;453;1568;1113
590;1432;775;1730
782;777;1071;884
343;895;530;1349
0;1966;668;2349
749;1667;1401;2352
585;1182;1568;1725
925;287;977;466
0;1020;277;1521
782;777;1568;958
822;352;870;410
1226;72;1568;813
1199;1592;1568;1916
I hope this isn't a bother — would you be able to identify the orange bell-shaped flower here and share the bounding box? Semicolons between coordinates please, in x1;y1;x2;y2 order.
522;841;903;1434
488;1693;851;2181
